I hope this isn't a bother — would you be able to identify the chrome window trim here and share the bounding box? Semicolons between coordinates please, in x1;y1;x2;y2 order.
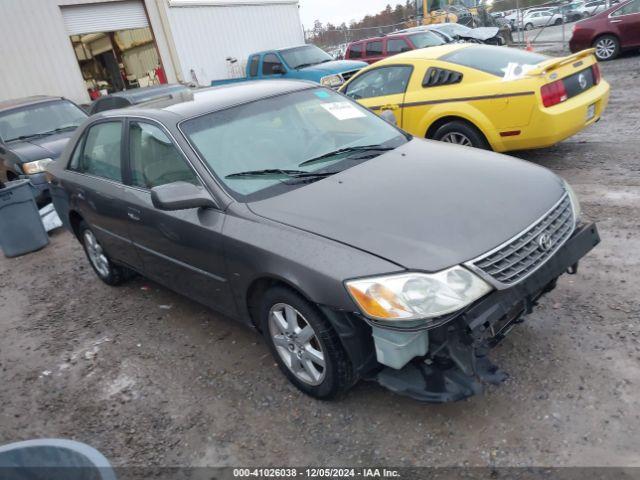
464;192;575;290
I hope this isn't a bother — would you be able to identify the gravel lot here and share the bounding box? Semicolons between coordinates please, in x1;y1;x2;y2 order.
1;53;639;469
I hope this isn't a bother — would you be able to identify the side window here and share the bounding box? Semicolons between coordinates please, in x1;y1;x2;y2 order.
349;43;363;59
78;122;122;182
613;0;640;15
387;39;411;54
68;140;83;170
249;56;259;77
366;41;383;57
128;121;200;189
344;66;413;100
262;53;283;76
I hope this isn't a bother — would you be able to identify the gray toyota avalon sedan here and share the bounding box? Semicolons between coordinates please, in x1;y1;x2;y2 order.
47;80;600;402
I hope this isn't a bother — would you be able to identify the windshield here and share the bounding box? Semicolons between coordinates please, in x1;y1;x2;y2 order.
181;88;408;201
436;23;472;36
280;45;334;69
0;100;87;142
408;32;446;48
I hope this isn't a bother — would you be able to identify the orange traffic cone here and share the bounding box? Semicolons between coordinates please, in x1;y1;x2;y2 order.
525;37;534;52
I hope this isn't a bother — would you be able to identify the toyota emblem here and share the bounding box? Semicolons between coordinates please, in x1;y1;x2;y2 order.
578;73;587;90
537;233;553;252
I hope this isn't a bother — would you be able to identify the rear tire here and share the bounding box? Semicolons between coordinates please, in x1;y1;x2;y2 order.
259;286;352;400
79;221;131;286
432;120;490;150
554;18;563;25
593;34;620;61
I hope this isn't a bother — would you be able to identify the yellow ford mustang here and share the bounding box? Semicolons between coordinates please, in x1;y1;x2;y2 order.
339;44;610;152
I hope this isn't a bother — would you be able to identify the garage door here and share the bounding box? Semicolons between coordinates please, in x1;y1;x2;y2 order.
61;0;149;36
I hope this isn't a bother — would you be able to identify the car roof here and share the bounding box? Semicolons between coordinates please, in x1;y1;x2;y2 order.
371;43;469;63
0;95;65;113
96;80;317;120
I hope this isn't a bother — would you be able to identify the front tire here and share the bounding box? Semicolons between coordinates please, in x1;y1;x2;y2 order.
432;120;490;150
260;286;352;399
525;23;534;30
593;34;620;61
79;221;130;286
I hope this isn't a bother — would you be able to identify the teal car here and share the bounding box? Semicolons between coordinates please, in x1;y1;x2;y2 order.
211;45;367;88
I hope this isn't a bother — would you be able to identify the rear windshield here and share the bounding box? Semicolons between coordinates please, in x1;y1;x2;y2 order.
440;46;548;77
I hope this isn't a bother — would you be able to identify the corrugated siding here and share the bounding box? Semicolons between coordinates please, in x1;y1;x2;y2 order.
0;0;89;103
61;0;149;36
167;2;304;85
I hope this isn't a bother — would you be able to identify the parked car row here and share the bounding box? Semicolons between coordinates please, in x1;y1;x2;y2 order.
0;24;619;403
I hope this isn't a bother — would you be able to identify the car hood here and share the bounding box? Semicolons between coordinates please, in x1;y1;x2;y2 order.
300;60;367;75
248;139;565;272
8;131;76;163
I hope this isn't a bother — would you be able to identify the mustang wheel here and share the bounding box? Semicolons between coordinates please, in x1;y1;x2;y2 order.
80;221;130;286
260;286;352;399
432;120;490;150
593;35;620;61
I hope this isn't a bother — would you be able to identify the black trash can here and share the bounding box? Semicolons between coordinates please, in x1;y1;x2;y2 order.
0;179;49;258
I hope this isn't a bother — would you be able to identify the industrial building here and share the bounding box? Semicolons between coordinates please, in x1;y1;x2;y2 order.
0;0;305;103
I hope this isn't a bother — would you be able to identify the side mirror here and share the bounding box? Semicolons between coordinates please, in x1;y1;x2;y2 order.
151;181;216;211
272;64;286;75
380;110;398;126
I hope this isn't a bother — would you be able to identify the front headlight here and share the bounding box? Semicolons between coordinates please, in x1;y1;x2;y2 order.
320;74;344;88
563;179;581;223
22;158;53;175
345;266;492;322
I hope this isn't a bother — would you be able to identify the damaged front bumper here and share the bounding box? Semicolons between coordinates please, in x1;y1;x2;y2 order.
373;222;601;403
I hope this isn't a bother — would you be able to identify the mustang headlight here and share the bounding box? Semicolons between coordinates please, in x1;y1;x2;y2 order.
345;266;492;322
320;74;344;88
22;158;53;175
563;179;581;223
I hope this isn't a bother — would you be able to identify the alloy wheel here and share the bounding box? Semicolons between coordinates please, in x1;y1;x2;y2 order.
268;303;326;386
595;38;616;60
441;132;473;146
84;230;110;278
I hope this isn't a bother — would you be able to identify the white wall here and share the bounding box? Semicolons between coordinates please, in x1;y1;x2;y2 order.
166;1;304;85
0;0;178;104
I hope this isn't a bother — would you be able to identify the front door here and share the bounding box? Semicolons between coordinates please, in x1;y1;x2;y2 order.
121;119;236;315
342;65;413;128
611;0;640;47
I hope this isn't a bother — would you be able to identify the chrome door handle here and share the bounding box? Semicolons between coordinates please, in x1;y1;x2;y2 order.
127;208;141;221
610;19;622;22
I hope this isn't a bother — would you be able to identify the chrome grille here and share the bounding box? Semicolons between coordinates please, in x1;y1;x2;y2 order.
468;194;575;288
341;69;361;82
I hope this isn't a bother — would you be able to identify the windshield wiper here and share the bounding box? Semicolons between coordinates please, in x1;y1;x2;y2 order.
298;145;395;168
225;168;336;180
11;125;78;142
294;63;315;70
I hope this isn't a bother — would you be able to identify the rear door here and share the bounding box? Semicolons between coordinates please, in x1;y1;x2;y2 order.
342;65;413;127
66;119;141;269
610;0;640;47
121;119;236;315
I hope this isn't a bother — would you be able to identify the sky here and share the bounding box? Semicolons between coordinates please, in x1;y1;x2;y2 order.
298;0;399;29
